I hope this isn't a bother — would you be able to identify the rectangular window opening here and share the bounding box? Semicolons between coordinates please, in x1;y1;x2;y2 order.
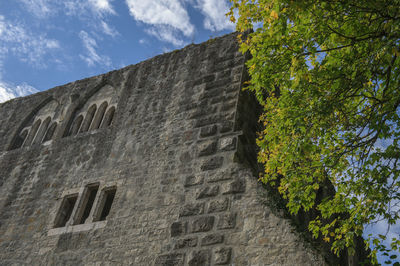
78;184;99;224
98;187;116;221
54;194;78;228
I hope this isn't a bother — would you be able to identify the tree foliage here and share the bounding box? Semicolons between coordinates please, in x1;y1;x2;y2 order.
228;0;400;263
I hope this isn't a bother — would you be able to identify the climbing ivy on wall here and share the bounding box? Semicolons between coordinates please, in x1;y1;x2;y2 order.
228;0;400;263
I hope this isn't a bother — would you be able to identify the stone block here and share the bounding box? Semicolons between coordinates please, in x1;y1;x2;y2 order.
179;151;192;163
219;137;236;151
207;172;233;183
200;156;223;171
180;203;204;217
201;234;224;246
208;198;229;213
217;213;236;229
198;141;217;157
193;74;215;86
189;105;217;119
199;125;217;138
191;216;214;233
196;185;219;199
216;69;231;80
188;250;211;266
174;237;198;249
221;101;237;112
183;130;196;142
214;247;232;264
205;78;232;91
194;116;219;128
171;221;187;237
220;121;233;133
184;175;204;187
155;253;185;266
199;88;223;100
221;179;245;194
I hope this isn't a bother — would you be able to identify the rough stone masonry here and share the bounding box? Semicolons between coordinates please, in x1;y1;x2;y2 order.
0;33;367;265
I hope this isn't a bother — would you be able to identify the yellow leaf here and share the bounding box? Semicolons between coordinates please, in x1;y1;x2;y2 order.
270;10;278;20
323;237;330;242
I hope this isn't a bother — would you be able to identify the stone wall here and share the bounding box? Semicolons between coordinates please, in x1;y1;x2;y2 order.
0;33;340;265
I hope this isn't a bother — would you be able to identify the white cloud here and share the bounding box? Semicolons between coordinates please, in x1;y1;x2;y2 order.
101;21;118;38
125;0;194;46
89;0;115;15
17;0;116;19
18;0;54;18
63;0;116;18
0;16;5;36
126;0;194;36
0;16;60;68
0;82;38;103
79;30;111;67
195;0;235;31
145;26;185;47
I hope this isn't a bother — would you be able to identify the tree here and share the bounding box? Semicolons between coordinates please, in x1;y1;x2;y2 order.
228;0;400;263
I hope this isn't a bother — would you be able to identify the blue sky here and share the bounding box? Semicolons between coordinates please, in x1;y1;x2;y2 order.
0;0;235;102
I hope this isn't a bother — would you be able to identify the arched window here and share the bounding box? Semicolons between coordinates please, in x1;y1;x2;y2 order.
24;119;42;147
43;122;58;142
80;104;97;133
33;117;51;145
101;106;115;128
90;101;108;130
10;129;28;150
69;115;83;136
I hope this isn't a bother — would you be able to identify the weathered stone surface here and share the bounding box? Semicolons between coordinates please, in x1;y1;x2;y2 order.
188;250;211;266
194;116;219;128
220;121;234;133
198;141;217;157
207;170;234;183
200;156;224;171
208;198;229;213
174;237;198;249
217;213;236;229
199;125;217;138
214;247;232;265
155;253;185;266
222;178;246;194
171;221;187;237
184;175;204;187
180;203;204;217
191;216;215;233
201;234;224;246
196;185;219;199
219;137;237;151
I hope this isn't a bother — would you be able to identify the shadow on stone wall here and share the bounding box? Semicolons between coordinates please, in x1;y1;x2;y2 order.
233;62;371;266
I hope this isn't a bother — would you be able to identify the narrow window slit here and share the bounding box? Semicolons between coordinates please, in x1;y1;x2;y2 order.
54;194;78;228
10;129;28;150
43;122;57;142
95;187;116;221
80;104;97;133
101;106;115;128
78;184;99;224
69;115;83;136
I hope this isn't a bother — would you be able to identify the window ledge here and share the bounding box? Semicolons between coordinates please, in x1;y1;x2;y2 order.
48;220;106;236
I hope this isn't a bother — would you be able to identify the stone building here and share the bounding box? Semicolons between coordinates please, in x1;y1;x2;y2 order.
0;33;367;265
